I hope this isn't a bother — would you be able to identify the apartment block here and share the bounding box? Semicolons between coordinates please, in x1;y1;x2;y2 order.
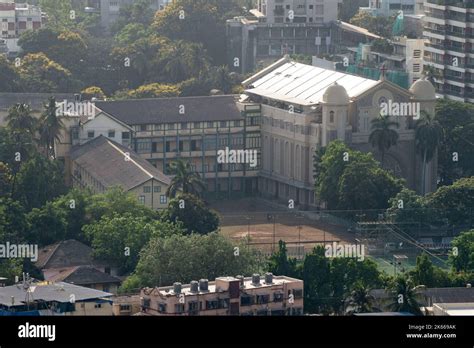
0;1;42;55
140;274;304;316
360;0;424;16
423;0;474;103
227;0;342;74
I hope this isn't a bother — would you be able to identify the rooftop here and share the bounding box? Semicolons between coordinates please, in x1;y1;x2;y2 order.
243;57;380;106
47;266;121;286
36;239;97;270
95;95;243;126
0;282;112;307
70;136;171;190
145;275;303;297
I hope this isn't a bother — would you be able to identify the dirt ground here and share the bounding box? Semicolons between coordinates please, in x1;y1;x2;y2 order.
210;198;356;255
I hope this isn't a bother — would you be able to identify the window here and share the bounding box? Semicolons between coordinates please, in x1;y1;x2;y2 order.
193;122;201;129
175;304;185;313
413;63;421;73
138;196;145;205
167;124;175;130
122;132;130;139
273;293;283;302
119;305;131;311
154;124;162;131
413;50;421;58
256;294;270;304
241;295;254;306
143;186;151;193
72;129;79;140
206;300;219;310
154;186;161;193
158;303;167;313
160;195;167;204
180;122;188;130
140;124;147;132
329;111;335;123
94;303;102;309
108;130;115;138
87;131;95;139
293;289;303;299
188;301;199;312
207;122;214;128
220;121;227;128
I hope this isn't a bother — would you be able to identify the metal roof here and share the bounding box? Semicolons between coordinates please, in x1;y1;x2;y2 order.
0;282;112;307
245;61;380;106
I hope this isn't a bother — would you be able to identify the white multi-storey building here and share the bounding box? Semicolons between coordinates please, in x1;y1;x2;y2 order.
360;0;424;17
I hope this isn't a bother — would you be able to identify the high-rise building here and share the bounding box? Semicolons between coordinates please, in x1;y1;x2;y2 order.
227;0;343;74
423;0;474;103
360;0;424;17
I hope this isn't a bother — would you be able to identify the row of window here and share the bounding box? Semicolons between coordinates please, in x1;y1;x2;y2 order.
138;195;167;205
134;120;245;132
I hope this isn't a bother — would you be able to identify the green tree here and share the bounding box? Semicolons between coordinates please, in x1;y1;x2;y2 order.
387;188;428;235
410;253;435;287
39;0;75;31
449;230;474;273
303;246;332;314
425;177;474;228
415;111;443;195
346;282;375;314
83;213;184;275
0;198;29;243
161;193;219;235
268;240;299;277
38;97;65;159
387;276;424;315
16;53;74;92
435;99;474;185
121;232;265;291
166;159;206;198
27;204;67;246
0;55;19;92
13;153;66;210
124;83;180;99
369;114;400;166
349;11;396;38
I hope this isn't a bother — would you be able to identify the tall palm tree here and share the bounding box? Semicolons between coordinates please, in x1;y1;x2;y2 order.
39;97;64;159
415;111;443;195
166;159;206;198
346;283;375;314
369;114;400;166
387;277;425;315
6;103;36;136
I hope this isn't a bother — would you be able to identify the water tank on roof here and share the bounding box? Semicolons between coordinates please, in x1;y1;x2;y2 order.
199;279;209;292
173;282;182;294
252;274;260;285
265;273;273;284
190;281;199;293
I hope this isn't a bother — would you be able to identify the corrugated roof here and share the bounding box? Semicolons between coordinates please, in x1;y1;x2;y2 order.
71;136;171;190
0;282;112;307
95;95;243;126
245;61;380;106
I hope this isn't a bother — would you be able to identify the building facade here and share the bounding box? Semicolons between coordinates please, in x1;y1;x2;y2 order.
140;274;304;316
227;0;342;74
93;96;262;199
242;56;437;208
0;1;42;55
423;0;474;103
360;0;424;16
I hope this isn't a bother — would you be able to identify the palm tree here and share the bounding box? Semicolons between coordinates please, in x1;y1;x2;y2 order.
166;159;206;198
6;103;36;136
39;97;64;159
346;283;375;314
415;111;443;195
387;277;425;315
423;65;442;85
369;114;400;166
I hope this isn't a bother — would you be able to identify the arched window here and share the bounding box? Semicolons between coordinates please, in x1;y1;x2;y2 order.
329;111;335;123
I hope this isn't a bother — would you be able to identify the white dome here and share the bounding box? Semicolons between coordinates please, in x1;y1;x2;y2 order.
410;78;436;100
323;82;350;104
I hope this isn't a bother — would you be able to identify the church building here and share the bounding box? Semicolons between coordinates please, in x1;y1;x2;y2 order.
241;55;437;208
